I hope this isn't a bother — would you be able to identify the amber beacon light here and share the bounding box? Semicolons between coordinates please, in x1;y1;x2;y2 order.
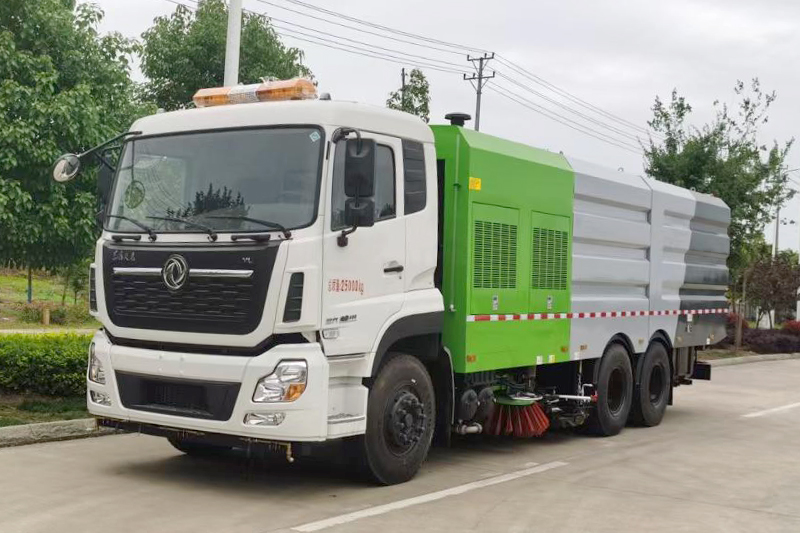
193;78;317;108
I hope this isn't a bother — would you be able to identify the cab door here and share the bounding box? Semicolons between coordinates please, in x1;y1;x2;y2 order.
321;133;406;356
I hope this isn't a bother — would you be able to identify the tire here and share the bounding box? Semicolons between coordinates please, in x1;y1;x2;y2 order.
167;436;231;457
361;353;436;485
588;343;633;436
630;342;670;427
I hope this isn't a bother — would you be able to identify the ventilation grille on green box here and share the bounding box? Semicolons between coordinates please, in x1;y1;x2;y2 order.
531;228;568;290
473;221;517;289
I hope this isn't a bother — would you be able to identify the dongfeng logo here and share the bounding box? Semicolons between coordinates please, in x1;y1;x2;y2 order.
162;255;189;291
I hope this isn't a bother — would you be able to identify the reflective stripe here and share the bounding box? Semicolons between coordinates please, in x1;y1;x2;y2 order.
466;308;728;322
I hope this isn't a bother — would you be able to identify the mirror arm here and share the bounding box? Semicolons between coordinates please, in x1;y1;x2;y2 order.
331;127;361;145
78;130;142;161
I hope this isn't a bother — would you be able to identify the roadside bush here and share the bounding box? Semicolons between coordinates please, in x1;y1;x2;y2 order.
0;334;91;396
740;329;800;354
783;320;800;335
726;312;749;330
11;303;93;326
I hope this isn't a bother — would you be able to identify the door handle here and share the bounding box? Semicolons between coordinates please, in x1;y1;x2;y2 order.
383;264;404;274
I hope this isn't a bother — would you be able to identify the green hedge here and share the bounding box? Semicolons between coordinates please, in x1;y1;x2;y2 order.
0;334;91;396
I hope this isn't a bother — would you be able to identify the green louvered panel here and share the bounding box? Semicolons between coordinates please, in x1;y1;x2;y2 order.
531;227;568;290
473;220;517;289
470;203;523;314
529;211;571;313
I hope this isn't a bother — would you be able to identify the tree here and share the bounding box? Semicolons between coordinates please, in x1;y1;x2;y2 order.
645;79;794;289
746;253;800;328
386;68;430;122
140;0;311;111
0;0;153;300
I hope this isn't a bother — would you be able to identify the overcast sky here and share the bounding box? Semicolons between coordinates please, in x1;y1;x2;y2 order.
96;0;800;250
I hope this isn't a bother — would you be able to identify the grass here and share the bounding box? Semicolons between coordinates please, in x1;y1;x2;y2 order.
0;269;69;305
0;269;98;330
0;394;88;427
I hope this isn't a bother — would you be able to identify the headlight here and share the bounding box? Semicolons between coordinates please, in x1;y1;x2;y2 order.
253;361;307;403
88;343;106;385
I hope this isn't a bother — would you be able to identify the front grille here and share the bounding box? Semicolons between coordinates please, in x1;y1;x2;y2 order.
110;276;253;321
103;242;278;334
116;371;240;420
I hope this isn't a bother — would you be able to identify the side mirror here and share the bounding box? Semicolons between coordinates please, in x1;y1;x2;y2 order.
344;138;376;198
52;154;81;183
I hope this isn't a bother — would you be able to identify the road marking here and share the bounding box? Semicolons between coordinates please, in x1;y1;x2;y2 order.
291;461;567;532
742;401;800;418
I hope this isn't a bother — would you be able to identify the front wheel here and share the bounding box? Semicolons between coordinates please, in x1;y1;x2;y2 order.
361;353;435;485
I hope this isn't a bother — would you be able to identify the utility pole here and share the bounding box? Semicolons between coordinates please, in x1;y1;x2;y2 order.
401;68;407;111
463;53;495;131
223;0;243;86
774;205;781;258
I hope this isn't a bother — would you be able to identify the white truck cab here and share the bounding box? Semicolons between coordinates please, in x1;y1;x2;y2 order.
80;88;441;470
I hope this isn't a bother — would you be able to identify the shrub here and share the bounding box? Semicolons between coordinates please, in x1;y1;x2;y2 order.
11;303;93;326
783;320;800;335
726;312;749;330
0;334;91;396
741;329;800;354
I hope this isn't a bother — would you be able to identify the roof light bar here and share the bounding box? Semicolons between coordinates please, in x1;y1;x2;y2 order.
193;78;317;108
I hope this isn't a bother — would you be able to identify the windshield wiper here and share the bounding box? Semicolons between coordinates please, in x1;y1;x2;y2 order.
106;214;158;241
147;216;218;242
205;215;291;239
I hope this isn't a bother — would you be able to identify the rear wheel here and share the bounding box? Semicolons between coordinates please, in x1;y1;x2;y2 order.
167;435;231;457
630;342;670;426
361;353;435;485
588;343;633;436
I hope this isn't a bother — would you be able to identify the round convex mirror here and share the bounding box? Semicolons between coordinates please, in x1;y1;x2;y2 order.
52;154;81;183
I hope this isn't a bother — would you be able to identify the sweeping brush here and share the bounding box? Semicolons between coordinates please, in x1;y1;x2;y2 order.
485;399;550;438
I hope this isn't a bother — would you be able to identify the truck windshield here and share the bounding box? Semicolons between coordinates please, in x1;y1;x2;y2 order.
105;127;324;234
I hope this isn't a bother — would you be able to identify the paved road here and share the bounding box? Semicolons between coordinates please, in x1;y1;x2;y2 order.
2;359;800;533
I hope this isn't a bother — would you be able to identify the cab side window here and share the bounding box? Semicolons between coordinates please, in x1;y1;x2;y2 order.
331;141;396;230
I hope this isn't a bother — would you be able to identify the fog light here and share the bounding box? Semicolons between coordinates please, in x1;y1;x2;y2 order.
90;390;111;406
244;412;286;426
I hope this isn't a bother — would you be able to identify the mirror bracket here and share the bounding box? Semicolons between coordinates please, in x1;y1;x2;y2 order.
337;226;356;247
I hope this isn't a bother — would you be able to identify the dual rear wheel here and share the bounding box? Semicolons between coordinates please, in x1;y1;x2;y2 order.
590;341;670;436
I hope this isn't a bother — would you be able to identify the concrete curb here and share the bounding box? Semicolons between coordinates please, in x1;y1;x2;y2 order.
706;352;800;367
0;418;118;448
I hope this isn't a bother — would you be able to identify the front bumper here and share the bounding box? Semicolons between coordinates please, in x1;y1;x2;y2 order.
87;330;366;442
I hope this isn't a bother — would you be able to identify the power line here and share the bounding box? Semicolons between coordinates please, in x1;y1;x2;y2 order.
274;26;468;74
495;72;646;144
251;0;469;57
276;0;490;55
488;84;644;155
162;0;647;157
263;17;467;71
495;55;664;140
166;0;468;75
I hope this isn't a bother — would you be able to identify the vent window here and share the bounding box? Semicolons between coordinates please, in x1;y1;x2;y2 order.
531;228;568;290
473;221;518;289
89;266;97;312
283;273;304;322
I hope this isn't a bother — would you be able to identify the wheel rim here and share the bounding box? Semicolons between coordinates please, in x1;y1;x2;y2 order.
384;388;427;456
607;367;627;415
649;363;666;404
